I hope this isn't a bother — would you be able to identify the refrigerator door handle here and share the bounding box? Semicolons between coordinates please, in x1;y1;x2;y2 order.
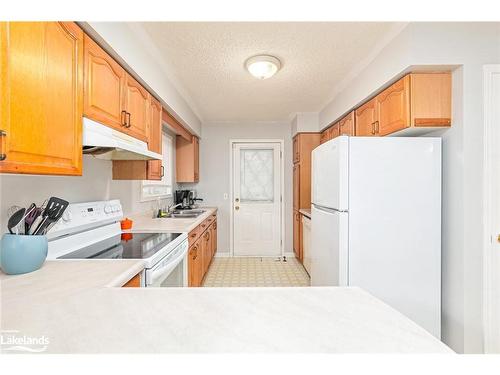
312;204;348;214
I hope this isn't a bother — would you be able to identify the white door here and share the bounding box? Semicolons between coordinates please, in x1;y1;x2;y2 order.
484;65;500;353
232;143;281;257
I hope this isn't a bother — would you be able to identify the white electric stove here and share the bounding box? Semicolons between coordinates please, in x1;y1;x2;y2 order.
46;200;188;287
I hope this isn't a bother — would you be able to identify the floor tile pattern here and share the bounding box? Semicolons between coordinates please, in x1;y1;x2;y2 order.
202;257;311;287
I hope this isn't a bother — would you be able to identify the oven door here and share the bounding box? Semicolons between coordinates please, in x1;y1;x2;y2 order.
145;240;188;287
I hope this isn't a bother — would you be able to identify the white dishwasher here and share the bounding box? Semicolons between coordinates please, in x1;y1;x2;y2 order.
302;214;312;276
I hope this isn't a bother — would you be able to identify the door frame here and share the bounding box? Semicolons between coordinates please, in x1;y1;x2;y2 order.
482;64;500;353
229;139;285;257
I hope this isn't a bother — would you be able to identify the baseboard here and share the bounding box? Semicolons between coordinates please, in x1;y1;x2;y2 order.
214;252;296;259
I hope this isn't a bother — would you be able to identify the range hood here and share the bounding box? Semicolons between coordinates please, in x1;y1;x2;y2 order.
82;117;162;160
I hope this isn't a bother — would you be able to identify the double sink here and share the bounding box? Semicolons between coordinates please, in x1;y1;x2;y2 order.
161;209;206;219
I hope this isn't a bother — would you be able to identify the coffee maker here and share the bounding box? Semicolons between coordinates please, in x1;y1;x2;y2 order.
175;190;203;209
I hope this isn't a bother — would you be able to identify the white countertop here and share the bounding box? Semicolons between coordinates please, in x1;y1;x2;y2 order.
0;259;453;353
126;207;218;233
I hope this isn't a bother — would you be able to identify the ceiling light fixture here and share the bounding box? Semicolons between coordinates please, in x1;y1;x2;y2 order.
245;55;281;80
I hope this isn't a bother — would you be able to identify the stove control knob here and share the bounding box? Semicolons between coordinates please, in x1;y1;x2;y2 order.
62;211;72;222
104;204;112;214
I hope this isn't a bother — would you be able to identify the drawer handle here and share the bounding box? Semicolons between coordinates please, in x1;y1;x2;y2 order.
0;129;7;161
126;112;132;128
121;111;127;127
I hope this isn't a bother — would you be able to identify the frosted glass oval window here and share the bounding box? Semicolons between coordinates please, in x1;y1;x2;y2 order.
240;149;274;202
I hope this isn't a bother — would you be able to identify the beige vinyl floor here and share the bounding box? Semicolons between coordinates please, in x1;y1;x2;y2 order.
202;256;311;287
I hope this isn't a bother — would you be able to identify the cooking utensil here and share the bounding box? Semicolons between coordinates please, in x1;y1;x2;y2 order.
23;203;37;234
7;205;21;219
7;208;26;235
33;197;69;235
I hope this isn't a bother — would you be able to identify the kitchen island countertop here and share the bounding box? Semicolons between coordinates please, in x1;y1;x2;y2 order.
0;259;453;354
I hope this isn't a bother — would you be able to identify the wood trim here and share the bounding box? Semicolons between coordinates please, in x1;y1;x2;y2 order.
122;272;141;287
162;109;192;141
414;118;452;127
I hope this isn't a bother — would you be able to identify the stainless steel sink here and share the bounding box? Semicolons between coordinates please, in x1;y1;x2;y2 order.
161;209;205;219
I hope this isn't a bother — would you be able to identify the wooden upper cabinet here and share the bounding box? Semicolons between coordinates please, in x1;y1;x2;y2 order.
376;75;410;136
355;97;378;136
83;34;125;131
0;22;84;176
176;135;199;183
330;122;340;139
410;73;451;127
320;131;329;144
338;111;355;136
123;74;149;142
147;96;163;180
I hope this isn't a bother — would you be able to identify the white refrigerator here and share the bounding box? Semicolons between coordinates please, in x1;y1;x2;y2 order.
311;136;441;338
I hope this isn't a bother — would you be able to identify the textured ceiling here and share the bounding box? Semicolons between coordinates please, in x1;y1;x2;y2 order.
139;22;400;122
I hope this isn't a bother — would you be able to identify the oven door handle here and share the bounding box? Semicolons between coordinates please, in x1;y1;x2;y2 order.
147;242;187;286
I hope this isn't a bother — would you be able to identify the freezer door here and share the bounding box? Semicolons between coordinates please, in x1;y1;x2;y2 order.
311;136;349;210
310;204;348;286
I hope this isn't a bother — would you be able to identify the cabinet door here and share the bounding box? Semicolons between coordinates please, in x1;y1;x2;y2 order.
330;122;340;139
193;136;200;182
339;111;355;136
176;135;199;183
293;164;300;211
201;230;211;276
376;75;410;136
123;73;149;142
83;34;125;131
212;220;218;256
355;97;378;136
147;96;163;180
0;22;83;176
188;241;199;287
320;131;329;144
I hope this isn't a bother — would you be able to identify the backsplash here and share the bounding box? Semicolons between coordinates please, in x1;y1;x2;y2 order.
0;155;173;234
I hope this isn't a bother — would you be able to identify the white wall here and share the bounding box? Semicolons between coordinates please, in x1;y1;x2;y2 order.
83;22;203;136
0;129;177;234
181;121;293;255
319;22;500;353
291;112;320;135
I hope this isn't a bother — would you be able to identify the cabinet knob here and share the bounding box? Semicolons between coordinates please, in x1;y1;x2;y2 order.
235;206;240;211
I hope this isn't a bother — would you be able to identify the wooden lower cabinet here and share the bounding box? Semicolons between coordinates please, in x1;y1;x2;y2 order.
0;22;84;175
293;210;302;261
188;238;203;287
122;272;142;287
187;213;217;287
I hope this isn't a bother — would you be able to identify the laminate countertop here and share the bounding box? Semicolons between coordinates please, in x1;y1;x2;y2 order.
0;259;453;354
126;207;218;233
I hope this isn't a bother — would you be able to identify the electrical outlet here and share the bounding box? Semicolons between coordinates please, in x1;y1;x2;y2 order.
223;193;228;200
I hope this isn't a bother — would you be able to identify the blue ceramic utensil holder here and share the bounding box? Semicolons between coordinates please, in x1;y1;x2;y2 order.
0;234;48;275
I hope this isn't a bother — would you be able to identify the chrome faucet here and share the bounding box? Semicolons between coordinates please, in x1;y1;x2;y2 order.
167;203;183;213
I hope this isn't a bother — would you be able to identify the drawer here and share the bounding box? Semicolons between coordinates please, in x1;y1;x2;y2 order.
188;225;201;246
